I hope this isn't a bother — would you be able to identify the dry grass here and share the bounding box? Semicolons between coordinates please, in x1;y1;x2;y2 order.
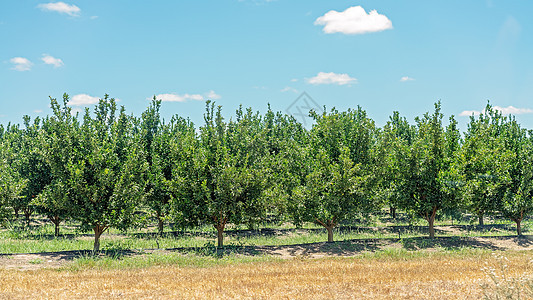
1;251;532;299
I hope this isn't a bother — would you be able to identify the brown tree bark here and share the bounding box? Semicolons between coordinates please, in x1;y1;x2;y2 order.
513;218;522;236
316;218;337;243
214;215;227;248
512;211;524;236
425;207;438;239
23;208;33;227
93;224;108;252
326;226;334;243
49;215;61;236
157;215;164;235
478;214;484;226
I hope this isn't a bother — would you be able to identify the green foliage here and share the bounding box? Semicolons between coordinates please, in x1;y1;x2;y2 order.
452;104;512;224
169;102;269;246
2;93;533;249
390;102;460;237
289;107;378;242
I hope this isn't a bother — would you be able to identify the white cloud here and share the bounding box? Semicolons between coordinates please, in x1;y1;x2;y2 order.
38;2;81;17
69;94;100;106
90;16;99;20
459;105;533;117
152;93;207;102
10;57;33;71
206;90;221;100
315;6;392;35
70;107;82;115
307;72;357;85
400;76;415;82
494;105;533;115
281;86;298;93
34;109;43;113
459;110;480;117
42;54;64;68
290;78;298;82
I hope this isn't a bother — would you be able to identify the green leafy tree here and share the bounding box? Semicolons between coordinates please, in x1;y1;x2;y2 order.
292;107;377;242
50;95;146;251
13;116;53;226
0;141;25;223
454;105;511;225
36;95;81;236
262;107;309;227
396;102;460;238
498;116;533;236
380;111;416;219
170;102;267;247
140;98;182;234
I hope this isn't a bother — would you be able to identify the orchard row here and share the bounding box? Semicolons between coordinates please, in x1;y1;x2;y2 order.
1;94;532;251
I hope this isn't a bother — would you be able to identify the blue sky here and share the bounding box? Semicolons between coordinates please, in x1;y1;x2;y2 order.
1;1;532;130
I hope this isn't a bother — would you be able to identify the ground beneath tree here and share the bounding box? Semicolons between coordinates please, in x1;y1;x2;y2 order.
1;234;532;271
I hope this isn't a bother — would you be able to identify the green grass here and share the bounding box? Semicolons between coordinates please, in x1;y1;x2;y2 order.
68;251;280;270
0;216;530;255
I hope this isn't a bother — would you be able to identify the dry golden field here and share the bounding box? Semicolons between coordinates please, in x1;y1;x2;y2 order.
1;251;532;299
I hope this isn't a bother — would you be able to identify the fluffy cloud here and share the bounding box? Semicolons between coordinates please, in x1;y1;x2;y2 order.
38;2;81;17
10;57;33;71
206;90;221;100
153;91;221;102
315;6;392;35
69;94;100;106
400;76;415;82
153;93;199;102
459;105;533;117
42;54;64;68
281;86;298;93
307;72;357;85
458;110;479;117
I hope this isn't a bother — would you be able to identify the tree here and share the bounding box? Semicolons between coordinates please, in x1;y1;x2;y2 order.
51;95;146;251
292;107;377;242
380;111;416;219
170;102;267;247
0;143;25;223
139;98;179;234
36;95;81;236
395;102;460;238
454;105;511;225
262;107;309;227
14;116;52;226
498;116;533;236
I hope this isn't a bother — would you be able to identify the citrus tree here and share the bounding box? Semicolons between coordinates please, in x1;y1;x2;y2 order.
292;107;377;242
395;102;460;238
170;102;267;247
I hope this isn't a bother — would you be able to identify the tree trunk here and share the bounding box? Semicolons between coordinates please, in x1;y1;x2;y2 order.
217;226;224;247
426;207;437;239
478;214;484;226
23;209;32;227
157;217;164;235
515;219;522;236
390;207;397;219
316;218;336;243
49;215;61;236
13;208;19;219
93;224;108;252
214;216;227;248
326;226;334;243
